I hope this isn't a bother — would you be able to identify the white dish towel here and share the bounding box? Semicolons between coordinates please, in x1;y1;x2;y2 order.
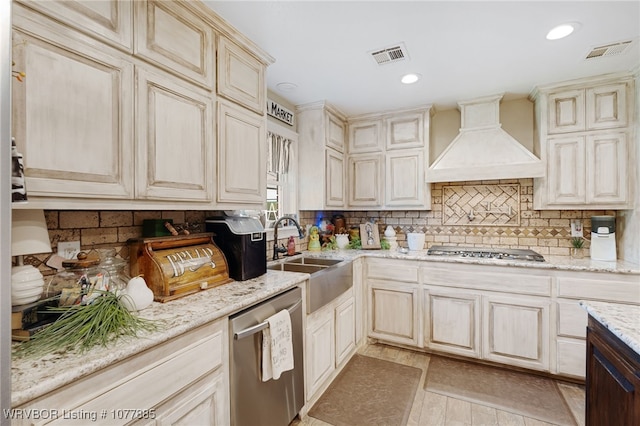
262;309;294;381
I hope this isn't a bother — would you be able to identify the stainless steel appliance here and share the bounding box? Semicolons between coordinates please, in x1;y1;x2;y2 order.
206;215;266;281
590;215;617;261
427;245;545;262
229;287;304;426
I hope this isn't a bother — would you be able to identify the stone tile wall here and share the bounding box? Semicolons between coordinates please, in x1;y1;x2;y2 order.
21;178;618;278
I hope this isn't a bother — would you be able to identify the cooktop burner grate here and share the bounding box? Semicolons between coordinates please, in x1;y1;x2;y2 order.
426;245;545;262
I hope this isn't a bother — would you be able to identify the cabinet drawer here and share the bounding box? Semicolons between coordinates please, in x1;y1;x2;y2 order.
557;276;640;303
556;338;586;378
557;300;588;338
422;264;551;296
367;259;418;282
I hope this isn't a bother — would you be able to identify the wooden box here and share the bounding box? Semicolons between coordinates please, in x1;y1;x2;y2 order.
128;233;232;302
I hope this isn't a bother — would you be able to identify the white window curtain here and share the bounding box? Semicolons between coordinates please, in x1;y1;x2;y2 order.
267;131;292;175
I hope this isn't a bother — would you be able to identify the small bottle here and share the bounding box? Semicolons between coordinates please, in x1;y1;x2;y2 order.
287;236;296;256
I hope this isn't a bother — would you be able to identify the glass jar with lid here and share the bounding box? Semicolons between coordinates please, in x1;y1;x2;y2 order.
97;248;130;292
45;252;109;306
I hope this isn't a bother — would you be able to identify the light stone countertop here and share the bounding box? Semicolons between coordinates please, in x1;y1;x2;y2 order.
11;270;307;407
303;248;640;274
580;300;640;356
11;249;639;407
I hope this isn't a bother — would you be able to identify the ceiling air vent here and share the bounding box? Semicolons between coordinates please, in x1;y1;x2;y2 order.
585;40;633;59
369;43;409;65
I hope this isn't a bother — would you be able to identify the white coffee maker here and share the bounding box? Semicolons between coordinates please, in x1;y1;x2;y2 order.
590;216;616;261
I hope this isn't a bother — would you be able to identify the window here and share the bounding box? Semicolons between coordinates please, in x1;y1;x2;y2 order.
266;121;298;241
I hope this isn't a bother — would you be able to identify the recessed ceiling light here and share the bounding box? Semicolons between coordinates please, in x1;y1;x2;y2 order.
276;82;298;92
401;73;421;84
546;23;579;40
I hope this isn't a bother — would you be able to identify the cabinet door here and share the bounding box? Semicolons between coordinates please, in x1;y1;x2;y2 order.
586;83;628;130
368;280;420;347
385;110;425;150
547;136;586;205
482;295;550;371
556;338;586;378
326;111;346;153
348;119;383;153
548;89;585;133
217;35;266;114
217;100;266;206
348;153;383;207
154;370;229;426
586;319;640;426
306;308;335;398
12;10;134;200
385;149;426;207
19;0;133;51
136;67;213;202
335;296;356;366
586;132;628;204
424;288;481;358
134;0;214;89
325;149;345;208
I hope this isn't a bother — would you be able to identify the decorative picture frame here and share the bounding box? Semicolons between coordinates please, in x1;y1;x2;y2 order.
360;223;381;249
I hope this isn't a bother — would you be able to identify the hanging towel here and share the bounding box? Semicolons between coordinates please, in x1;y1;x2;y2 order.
262;309;294;381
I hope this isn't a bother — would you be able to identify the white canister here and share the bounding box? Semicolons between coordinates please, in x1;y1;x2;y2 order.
407;232;426;251
335;234;350;250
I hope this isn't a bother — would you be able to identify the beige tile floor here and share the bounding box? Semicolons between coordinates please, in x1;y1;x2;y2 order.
296;344;585;426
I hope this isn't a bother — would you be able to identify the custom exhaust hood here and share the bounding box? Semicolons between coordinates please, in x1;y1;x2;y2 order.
426;94;545;182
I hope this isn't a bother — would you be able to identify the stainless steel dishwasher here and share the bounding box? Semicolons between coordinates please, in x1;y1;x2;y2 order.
229;287;304;426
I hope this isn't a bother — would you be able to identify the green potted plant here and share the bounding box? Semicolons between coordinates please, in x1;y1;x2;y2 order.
570;237;585;259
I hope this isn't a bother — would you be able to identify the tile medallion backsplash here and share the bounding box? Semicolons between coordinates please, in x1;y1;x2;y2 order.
442;183;520;226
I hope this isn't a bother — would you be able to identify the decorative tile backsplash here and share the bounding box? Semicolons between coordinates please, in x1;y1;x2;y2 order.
442;183;520;226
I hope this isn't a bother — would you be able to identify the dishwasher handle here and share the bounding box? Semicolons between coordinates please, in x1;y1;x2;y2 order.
233;299;302;340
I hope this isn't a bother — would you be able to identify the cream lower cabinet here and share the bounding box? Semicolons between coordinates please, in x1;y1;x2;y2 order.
305;289;356;401
366;259;421;347
424;287;481;359
482;294;550;371
15;319;229;426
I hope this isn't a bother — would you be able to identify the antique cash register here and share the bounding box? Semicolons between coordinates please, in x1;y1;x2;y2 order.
128;233;232;302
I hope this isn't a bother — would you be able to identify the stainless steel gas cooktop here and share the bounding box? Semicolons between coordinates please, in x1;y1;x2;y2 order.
426;245;545;262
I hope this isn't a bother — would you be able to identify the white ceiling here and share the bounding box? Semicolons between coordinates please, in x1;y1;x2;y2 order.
204;1;640;116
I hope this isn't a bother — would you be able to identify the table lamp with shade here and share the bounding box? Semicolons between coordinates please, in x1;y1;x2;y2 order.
11;209;52;306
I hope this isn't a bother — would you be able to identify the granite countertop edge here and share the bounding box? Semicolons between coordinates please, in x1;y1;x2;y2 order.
580;300;640;356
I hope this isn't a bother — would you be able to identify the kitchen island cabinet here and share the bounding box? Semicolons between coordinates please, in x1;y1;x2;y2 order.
582;302;640;425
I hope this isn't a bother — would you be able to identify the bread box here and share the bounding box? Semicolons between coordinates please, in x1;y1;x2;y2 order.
128;233;232;302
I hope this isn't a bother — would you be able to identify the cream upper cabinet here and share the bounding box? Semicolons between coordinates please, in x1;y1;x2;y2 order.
217;99;266;207
134;0;214;89
345;106;431;210
12;5;135;202
17;0;134;51
533;74;634;210
348;153;383;207
385;110;426;150
135;66;213;202
385;149;426;207
297;102;347;209
347;119;383;153
217;35;266;115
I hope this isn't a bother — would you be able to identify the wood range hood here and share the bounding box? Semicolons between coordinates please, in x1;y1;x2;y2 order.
426;94;545;182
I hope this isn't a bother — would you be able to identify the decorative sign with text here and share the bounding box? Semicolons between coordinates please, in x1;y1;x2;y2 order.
267;99;294;126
